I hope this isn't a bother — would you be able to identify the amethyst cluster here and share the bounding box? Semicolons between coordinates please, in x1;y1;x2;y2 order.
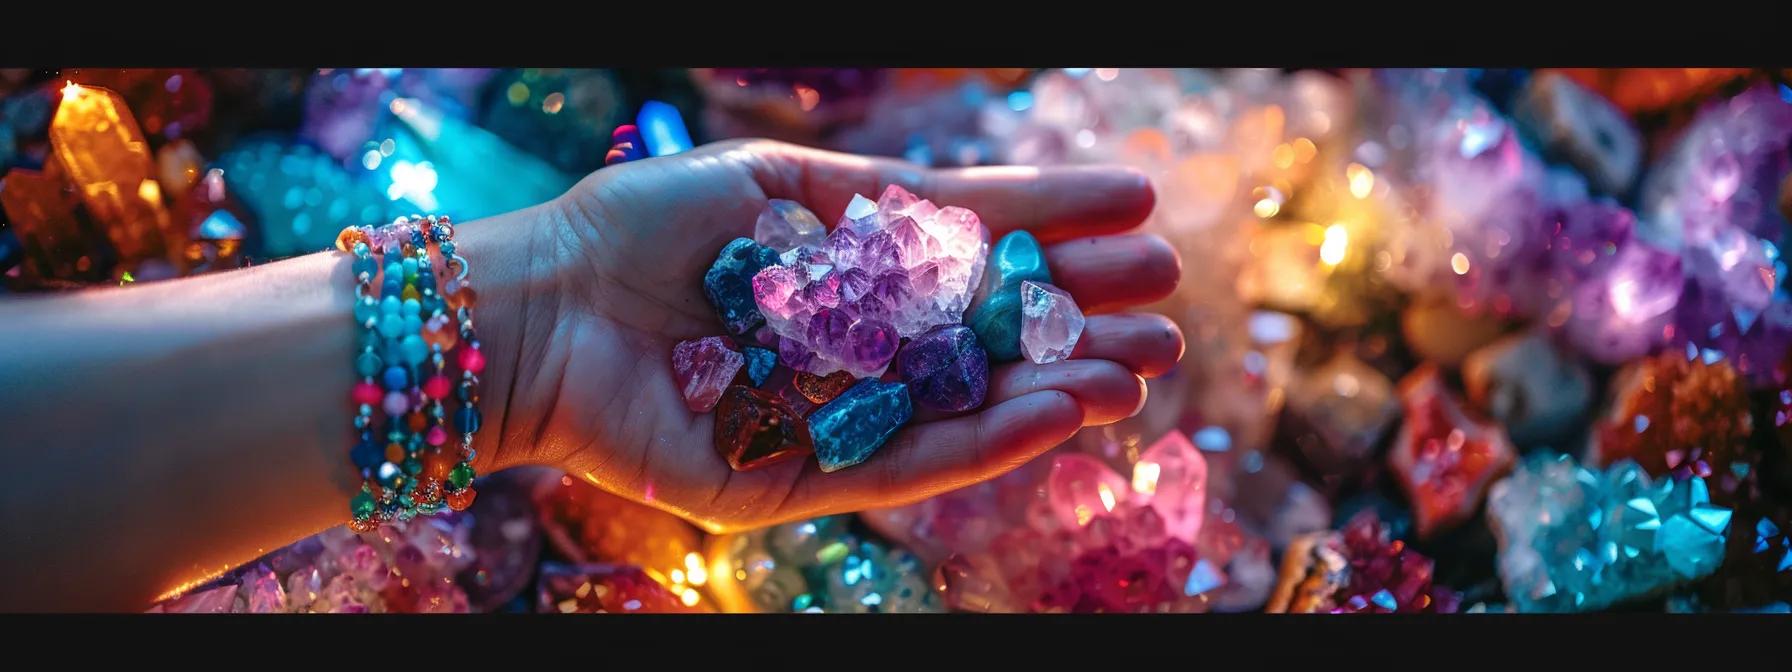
677;186;1088;474
1387;74;1792;380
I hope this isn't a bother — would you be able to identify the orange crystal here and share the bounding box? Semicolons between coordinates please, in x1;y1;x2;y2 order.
49;83;184;274
0;160;97;281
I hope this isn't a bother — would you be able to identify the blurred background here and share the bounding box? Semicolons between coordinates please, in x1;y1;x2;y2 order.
6;67;1792;614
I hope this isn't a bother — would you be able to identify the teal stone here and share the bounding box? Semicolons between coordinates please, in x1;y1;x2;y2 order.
965;231;1052;362
743;346;777;387
403;314;424;337
384;263;403;282
401;257;419;278
399;335;429;365
703;238;781;335
402;298;422;317
353;297;379;326
353;256;379;280
377;313;404;339
809;379;914;473
355;352;383;377
380;295;401;315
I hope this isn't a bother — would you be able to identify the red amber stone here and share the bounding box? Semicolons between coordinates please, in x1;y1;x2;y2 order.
714;385;814;471
447;488;477;511
795;370;856;405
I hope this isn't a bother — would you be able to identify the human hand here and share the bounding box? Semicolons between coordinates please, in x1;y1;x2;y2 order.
488;139;1184;532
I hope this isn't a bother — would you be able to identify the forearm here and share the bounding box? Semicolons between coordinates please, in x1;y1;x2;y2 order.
0;206;549;612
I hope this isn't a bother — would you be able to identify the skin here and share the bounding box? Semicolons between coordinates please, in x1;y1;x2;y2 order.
0;139;1183;612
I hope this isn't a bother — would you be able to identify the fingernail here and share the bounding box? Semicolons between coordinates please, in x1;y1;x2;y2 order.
1129;385;1150;418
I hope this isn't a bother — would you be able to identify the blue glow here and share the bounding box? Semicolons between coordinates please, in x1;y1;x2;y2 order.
1242;450;1264;473
637;101;693;157
1007;90;1034;112
197;210;245;240
1633;415;1650;433
1192;426;1232;452
1064;68;1091;78
1780;83;1792;104
1183;559;1224;596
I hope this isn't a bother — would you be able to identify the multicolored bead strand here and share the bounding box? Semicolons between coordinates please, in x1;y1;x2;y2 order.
341;227;385;533
432;215;483;511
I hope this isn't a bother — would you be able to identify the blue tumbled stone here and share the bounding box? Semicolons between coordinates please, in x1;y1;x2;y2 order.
743;346;777;387
703;237;781;335
809;379;914;473
965;231;1052;362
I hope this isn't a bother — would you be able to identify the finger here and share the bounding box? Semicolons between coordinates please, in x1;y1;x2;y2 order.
983;359;1147;427
721;140;1156;243
787;390;1085;514
1069;313;1185;379
1044;234;1182;314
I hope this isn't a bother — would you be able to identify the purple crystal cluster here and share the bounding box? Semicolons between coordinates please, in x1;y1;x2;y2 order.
752;184;992;378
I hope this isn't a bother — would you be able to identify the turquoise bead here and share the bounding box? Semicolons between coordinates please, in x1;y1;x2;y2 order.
440;241;455;255
377;313;404;339
966;231;1052;362
380;295;401;315
353;256;379;280
399;335;429;365
353;297;379;325
401;257;419;277
809;380;914;473
384;263;403;282
355;352;383;377
402;314;424;337
353;242;369;257
402;298;422;317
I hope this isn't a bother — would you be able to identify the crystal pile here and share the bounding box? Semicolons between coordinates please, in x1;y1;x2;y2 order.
1587;349;1755;486
1486;453;1733;612
1268;511;1462;613
1386;365;1518;539
873;432;1277;613
536;563;700;613
706;515;941;613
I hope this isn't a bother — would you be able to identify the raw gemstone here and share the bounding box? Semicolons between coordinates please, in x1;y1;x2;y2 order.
1267;512;1461;613
242;566;288;613
1561;240;1683;364
1487;452;1734;612
50;83;183;273
1277;353;1401;478
536;563;698;613
1512;71;1643;197
1461;332;1593;446
966;231;1053;361
1399;295;1509;367
794;370;856;405
671;336;746;413
704;237;782;335
1046;453;1132;529
754;199;828;253
1586;350;1754;486
1133;432;1208;541
1386;365;1518;540
749;185;991;377
1018;281;1085;364
714;385;814;471
741;346;777;387
809;379;914;472
897;324;990;412
709;517;943;613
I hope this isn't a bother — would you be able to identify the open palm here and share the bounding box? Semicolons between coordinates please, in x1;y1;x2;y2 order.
508;139;1184;532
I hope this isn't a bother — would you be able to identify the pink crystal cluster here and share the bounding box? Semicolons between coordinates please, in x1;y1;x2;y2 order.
752;184;991;378
867;432;1276;613
151;516;479;613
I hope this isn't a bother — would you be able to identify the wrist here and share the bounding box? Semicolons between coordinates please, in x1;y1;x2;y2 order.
445;201;569;475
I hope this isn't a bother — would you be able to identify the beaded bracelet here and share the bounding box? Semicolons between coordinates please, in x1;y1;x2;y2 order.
336;215;482;531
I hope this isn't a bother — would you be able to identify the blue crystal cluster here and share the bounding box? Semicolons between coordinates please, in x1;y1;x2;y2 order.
1487;452;1733;613
720;516;941;613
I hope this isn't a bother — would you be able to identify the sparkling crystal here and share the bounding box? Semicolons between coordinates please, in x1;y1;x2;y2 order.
1562;240;1684;364
750;186;991;377
755;199;828;253
1047;453;1131;530
1487;452;1734;612
671;336;746;413
536;563;698;613
741;346;777;387
1586;350;1754;486
897;324;990;412
1134;432;1207;541
1268;512;1461;613
1019;281;1084;364
809;379;914;472
1387;365;1518;539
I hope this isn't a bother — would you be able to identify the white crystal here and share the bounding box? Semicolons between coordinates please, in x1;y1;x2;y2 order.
1019;281;1085;364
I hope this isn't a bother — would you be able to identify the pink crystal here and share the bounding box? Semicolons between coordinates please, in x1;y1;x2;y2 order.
1135;432;1208;542
751;185;991;378
1046;453;1130;529
672;336;746;412
1019;281;1085;364
242;566;288;613
755;199;828;253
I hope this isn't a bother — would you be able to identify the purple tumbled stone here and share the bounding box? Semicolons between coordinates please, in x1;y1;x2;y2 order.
898;324;990;412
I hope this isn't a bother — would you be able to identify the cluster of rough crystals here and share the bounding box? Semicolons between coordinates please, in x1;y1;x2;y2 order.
1587;350;1755;489
1381;72;1792;376
1486;452;1733;612
536;563;699;613
152;515;483;614
906;433;1276;613
709;515;941;613
1267;511;1462;614
752;185;991;378
683;186;1085;473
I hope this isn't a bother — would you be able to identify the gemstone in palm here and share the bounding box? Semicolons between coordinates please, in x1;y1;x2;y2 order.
751;185;991;378
1018;281;1083;364
897;324;989;412
671;337;745;413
